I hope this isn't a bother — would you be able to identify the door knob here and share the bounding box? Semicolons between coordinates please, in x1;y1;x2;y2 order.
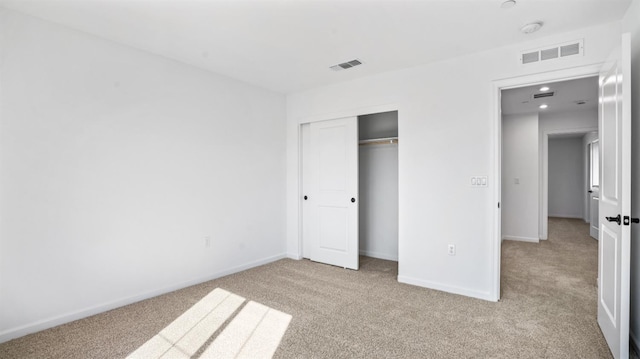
605;214;621;225
304;195;308;200
351;198;356;203
623;216;639;225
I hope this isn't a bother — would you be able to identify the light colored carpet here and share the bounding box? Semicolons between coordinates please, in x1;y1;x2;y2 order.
0;217;626;358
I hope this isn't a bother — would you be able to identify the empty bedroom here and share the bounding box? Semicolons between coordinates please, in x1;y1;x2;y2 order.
1;0;640;358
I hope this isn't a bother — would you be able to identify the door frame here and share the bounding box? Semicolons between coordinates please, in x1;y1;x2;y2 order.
296;103;400;260
491;63;602;301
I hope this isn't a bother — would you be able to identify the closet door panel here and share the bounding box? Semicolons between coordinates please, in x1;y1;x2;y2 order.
308;117;358;270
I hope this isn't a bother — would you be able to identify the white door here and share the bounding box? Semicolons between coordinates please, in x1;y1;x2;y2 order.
597;33;631;359
308;117;359;270
590;194;599;239
589;140;600;239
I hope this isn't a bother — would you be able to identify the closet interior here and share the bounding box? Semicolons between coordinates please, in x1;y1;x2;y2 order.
358;111;399;261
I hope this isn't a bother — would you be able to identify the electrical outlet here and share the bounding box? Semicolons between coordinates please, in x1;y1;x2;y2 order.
448;244;456;256
205;236;211;248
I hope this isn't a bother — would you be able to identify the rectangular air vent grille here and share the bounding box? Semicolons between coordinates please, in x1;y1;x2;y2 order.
520;39;583;65
560;43;581;57
330;59;363;71
522;51;539;64
541;48;558;61
533;91;555;99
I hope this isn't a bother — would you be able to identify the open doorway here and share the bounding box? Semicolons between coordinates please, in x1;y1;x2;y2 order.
493;36;632;358
585;135;600;239
500;76;599;243
498;75;605;352
358;112;399;261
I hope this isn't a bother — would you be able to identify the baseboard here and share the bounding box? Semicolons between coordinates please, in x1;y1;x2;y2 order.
0;253;287;344
502;235;539;243
548;214;584;219
397;275;495;302
359;250;398;261
286;252;303;260
631;330;639;357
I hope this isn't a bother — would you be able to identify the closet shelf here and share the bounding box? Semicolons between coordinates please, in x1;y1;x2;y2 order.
358;137;398;146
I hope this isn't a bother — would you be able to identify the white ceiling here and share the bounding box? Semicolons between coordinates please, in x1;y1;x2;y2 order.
0;0;632;94
501;76;598;115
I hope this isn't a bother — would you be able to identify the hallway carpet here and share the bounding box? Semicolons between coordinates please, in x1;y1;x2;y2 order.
0;218;615;358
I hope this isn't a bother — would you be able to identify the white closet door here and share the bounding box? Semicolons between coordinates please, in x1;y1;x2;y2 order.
597;33;631;359
308;117;358;270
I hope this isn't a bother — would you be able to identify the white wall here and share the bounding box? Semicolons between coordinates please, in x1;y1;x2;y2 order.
622;0;640;351
359;144;399;260
501;113;539;242
286;20;622;300
358;112;399;261
358;111;399;140
548;137;584;218
539;107;599;132
0;9;287;342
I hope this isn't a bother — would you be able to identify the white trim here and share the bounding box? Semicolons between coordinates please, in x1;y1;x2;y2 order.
0;253;287;344
502;235;540;243
619;32;632;358
541;126;598;240
398;275;494;302
491;64;602;91
298;103;399;125
547;214;586;219
491;63;602;303
491;81;502;303
296;123;304;260
359;250;398;262
286;252;303;260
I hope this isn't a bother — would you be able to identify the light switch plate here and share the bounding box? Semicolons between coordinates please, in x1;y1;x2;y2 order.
470;176;488;187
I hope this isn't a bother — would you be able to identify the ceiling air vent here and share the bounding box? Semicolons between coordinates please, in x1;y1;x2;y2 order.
330;59;363;71
533;91;555;99
541;48;558;61
522;51;539;64
560;43;581;57
519;39;583;65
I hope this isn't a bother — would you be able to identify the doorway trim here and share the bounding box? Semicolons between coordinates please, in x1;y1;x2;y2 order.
491;63;602;301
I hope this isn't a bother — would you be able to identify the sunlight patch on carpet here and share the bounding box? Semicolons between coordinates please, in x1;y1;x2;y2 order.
201;301;292;359
126;288;292;359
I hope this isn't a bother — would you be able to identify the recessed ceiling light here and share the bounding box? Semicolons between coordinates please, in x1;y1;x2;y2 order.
501;0;516;9
521;22;543;34
539;104;548;109
539;86;550;92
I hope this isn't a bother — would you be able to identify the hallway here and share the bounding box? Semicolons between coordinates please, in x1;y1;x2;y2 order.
501;217;609;357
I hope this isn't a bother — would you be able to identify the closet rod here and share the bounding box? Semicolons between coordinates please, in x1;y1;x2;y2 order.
358;137;398;146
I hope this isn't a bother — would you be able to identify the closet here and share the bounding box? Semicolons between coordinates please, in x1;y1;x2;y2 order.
301;111;398;269
358;111;399;261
